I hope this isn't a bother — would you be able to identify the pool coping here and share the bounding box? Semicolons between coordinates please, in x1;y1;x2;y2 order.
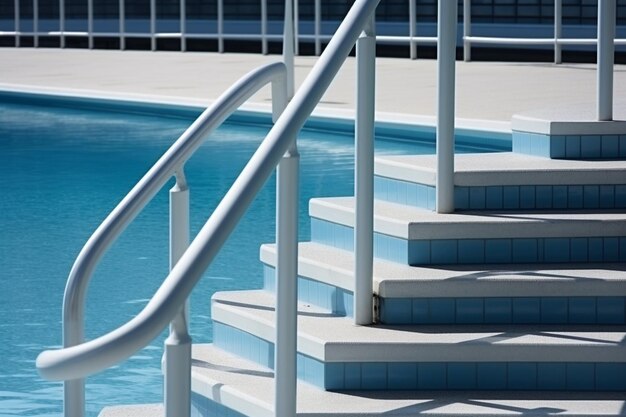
0;83;511;150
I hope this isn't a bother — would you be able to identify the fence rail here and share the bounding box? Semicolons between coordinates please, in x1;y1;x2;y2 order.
2;0;625;62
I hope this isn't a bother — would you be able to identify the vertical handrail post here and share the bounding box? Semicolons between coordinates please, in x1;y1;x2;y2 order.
554;0;562;64
14;0;20;47
283;0;295;99
273;70;298;417
180;0;186;51
60;0;65;47
261;0;268;54
354;13;375;326
217;0;224;53
119;0;125;50
597;0;615;121
164;170;191;417
87;0;93;49
33;0;38;47
314;0;321;55
409;0;416;59
436;0;457;214
150;0;156;51
294;0;299;55
463;0;471;62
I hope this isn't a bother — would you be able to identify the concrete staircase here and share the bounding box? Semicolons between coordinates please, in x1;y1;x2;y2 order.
101;121;626;416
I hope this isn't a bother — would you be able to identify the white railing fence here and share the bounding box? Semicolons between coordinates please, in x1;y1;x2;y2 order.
2;0;624;61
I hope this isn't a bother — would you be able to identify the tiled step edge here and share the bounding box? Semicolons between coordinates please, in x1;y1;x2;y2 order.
260;242;626;324
212;290;626;365
375;153;626;211
310;197;626;265
191;344;626;417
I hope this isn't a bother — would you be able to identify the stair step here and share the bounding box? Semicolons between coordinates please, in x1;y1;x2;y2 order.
261;242;626;324
211;290;626;391
375;153;626;211
310;197;626;265
190;343;626;417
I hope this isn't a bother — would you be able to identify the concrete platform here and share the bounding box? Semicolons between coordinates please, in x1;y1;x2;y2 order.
260;242;626;298
375;153;626;187
1;48;626;125
188;344;626;417
212;289;626;363
309;197;626;240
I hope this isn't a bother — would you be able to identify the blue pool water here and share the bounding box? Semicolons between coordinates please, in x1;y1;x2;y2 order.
0;97;507;416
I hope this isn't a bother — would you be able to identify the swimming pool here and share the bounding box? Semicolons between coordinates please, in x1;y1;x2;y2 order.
0;93;509;416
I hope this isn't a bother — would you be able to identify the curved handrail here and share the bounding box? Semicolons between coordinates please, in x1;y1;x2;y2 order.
37;0;380;381
36;61;286;378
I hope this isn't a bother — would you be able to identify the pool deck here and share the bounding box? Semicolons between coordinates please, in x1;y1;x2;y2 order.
0;48;625;129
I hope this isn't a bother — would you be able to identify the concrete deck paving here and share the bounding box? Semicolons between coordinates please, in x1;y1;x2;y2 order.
1;48;625;126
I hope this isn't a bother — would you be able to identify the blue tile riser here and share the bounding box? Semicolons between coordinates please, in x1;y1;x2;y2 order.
380;296;626;325
213;322;626;392
375;176;626;211
263;265;354;317
311;218;626;265
512;131;626;159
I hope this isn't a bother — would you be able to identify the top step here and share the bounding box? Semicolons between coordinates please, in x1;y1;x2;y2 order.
375;153;626;211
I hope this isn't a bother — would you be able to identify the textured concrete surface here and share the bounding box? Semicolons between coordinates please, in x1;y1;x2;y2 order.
190;345;626;417
375;153;626;186
309;197;626;239
1;48;626;123
212;289;626;362
260;242;626;298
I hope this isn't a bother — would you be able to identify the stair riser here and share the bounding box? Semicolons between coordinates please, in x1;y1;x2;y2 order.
376;176;626;211
381;296;626;325
213;322;626;392
311;218;626;265
264;266;353;317
512;132;626;160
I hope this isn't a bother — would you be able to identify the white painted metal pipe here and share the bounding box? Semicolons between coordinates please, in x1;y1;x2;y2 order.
33;0;38;47
14;0;20;47
59;0;65;47
554;0;562;64
283;0;295;99
294;0;299;55
150;0;156;51
436;0;457;214
314;0;321;55
164;172;191;417
119;0;125;49
87;0;93;49
354;14;375;326
40;63;287;417
597;0;615;121
261;0;268;54
180;0;186;51
274;144;299;417
217;0;224;52
463;0;470;62
409;0;416;59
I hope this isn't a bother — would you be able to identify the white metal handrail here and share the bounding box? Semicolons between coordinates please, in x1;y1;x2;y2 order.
36;61;289;417
37;1;381;417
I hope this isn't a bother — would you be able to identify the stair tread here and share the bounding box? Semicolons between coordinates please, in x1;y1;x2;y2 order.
212;290;626;363
375;153;626;186
310;197;626;239
98;404;162;417
191;343;626;417
260;242;626;297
